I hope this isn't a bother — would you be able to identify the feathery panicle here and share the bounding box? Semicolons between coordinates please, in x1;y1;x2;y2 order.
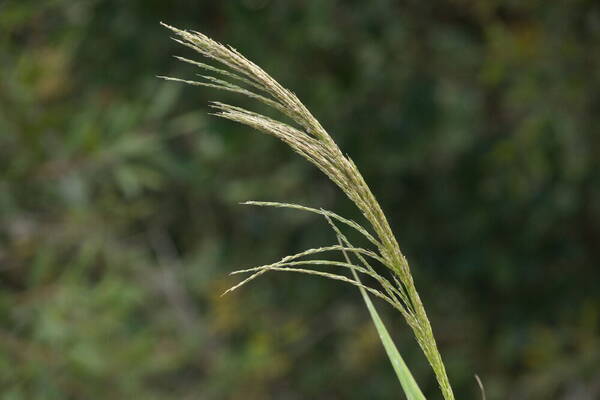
160;22;454;400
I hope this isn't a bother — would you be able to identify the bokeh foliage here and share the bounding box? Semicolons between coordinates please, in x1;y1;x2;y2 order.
1;1;599;399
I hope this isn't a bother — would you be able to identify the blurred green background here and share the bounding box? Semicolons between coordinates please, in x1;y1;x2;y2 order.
1;1;599;399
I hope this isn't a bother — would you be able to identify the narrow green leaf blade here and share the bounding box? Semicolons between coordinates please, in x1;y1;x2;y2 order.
351;269;426;400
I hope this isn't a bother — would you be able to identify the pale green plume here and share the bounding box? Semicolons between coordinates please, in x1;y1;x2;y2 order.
160;22;454;400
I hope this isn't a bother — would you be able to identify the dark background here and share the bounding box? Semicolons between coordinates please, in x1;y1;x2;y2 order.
1;1;599;399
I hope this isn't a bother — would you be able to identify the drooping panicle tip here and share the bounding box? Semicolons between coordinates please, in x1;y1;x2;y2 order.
159;21;176;31
208;102;224;109
160;21;186;36
221;284;242;297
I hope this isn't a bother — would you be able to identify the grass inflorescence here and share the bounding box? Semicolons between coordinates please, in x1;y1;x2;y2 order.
160;22;454;400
